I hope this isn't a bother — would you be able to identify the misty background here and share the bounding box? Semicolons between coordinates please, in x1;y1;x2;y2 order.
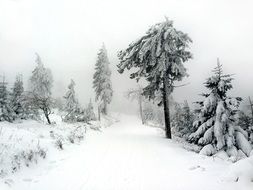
0;0;253;114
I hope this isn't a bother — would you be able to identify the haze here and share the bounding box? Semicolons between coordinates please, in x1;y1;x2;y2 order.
0;0;253;113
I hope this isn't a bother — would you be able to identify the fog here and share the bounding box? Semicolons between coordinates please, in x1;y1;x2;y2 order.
0;0;253;113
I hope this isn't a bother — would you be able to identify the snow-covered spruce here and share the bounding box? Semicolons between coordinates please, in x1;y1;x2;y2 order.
0;76;15;122
10;75;25;120
117;18;192;138
86;99;96;121
93;43;113;116
63;79;79;122
188;61;252;159
63;80;96;123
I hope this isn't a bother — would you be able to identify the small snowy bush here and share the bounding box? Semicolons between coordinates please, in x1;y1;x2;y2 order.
11;145;47;172
55;138;64;150
0;141;47;177
67;126;85;144
51;124;86;148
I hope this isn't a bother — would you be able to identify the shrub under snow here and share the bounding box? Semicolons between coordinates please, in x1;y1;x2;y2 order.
0;114;89;178
0;122;47;177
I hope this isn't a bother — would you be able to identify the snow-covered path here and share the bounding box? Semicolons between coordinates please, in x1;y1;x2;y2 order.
6;115;244;190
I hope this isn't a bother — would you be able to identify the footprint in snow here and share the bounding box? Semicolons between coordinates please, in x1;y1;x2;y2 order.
4;179;14;187
23;178;33;182
189;165;206;171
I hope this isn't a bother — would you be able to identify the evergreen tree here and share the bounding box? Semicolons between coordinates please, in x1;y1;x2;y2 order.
181;101;195;136
188;60;252;157
237;111;253;143
11;74;25;119
28;53;53;124
237;111;251;131
63;79;79;122
0;76;14;122
93;44;113;115
86;99;96;121
172;103;184;135
172;101;194;138
117;18;192;138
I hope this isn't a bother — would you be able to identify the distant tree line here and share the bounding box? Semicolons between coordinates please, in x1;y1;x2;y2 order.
0;53;99;124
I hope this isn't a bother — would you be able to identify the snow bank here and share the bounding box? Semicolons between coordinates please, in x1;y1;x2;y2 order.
0;113;118;179
199;144;216;156
223;155;253;187
90;113;120;129
0;121;48;177
0;116;87;178
172;135;202;153
235;131;252;156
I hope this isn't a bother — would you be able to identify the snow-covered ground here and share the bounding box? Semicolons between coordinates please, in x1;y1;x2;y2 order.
0;114;252;190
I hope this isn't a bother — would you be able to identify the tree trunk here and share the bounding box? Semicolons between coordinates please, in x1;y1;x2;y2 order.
103;100;107;115
249;97;253;125
98;106;101;121
138;95;144;124
44;111;51;124
163;77;172;139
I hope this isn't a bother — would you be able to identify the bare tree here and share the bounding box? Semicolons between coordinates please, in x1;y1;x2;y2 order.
126;86;144;124
26;92;53;124
28;53;54;124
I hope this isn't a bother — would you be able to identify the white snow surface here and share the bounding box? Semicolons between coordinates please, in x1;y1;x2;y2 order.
223;155;253;187
0;114;252;190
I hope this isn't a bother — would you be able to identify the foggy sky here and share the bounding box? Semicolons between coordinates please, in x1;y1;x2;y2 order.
0;0;253;113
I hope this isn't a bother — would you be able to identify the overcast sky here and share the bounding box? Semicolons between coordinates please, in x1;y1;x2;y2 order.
0;0;253;113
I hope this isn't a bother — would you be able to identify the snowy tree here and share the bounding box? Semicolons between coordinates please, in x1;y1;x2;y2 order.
247;97;253;125
63;79;93;123
28;53;53;124
86;99;96;121
0;76;14;122
142;94;175;127
237;111;253;144
52;97;65;111
172;101;194;138
10;74;25;119
237;111;251;131
142;100;156;124
117;18;192;138
171;103;184;134
181;101;195;135
188;60;252;157
63;79;79;122
85;99;96;121
93;43;113;116
126;86;145;124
